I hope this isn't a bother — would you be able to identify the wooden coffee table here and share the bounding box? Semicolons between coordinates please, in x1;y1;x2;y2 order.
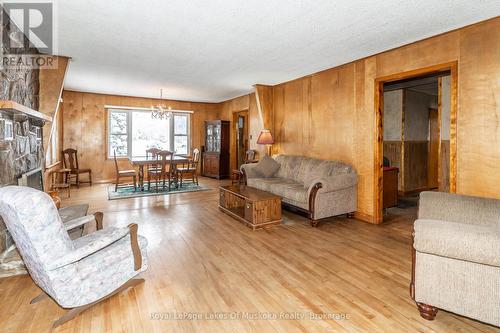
219;185;282;230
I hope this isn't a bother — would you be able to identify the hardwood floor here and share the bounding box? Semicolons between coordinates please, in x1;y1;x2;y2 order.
1;178;499;333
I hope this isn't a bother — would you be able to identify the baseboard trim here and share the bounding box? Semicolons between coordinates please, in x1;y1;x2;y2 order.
354;212;381;224
398;187;430;197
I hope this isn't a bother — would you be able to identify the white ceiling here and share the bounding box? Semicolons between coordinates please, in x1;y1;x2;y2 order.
55;0;500;102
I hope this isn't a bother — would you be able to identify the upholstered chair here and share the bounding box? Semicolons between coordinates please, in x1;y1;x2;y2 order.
0;186;148;328
411;191;500;326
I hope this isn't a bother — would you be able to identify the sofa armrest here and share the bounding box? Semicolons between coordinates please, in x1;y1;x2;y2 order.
418;191;500;226
240;163;262;179
47;225;132;271
307;173;357;195
414;219;500;267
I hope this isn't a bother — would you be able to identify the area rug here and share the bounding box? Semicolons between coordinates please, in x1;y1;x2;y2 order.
108;182;211;200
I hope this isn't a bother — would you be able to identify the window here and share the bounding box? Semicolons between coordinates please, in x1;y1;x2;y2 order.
108;109;191;158
109;111;129;157
173;114;189;155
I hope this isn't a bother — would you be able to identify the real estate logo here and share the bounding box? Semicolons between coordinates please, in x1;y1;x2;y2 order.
1;1;57;69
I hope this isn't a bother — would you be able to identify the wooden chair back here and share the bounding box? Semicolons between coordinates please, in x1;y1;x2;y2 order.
190;148;200;169
245;150;256;163
146;147;161;159
146;147;161;169
62;148;79;171
156;150;174;175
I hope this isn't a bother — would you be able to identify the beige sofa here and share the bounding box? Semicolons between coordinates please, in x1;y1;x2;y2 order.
241;155;357;226
411;191;500;327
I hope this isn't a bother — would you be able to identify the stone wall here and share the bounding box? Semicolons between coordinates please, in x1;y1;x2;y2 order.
1;9;40;110
0;10;42;276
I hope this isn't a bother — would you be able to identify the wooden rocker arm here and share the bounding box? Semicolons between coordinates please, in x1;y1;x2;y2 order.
64;212;104;232
128;223;142;271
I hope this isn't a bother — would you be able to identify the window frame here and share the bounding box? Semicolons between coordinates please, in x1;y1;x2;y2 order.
106;108;191;159
172;113;190;156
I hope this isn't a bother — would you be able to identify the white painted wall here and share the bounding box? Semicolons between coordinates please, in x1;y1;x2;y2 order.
404;90;435;141
383;90;403;141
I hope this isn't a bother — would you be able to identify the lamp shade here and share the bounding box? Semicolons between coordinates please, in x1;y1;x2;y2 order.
257;129;274;145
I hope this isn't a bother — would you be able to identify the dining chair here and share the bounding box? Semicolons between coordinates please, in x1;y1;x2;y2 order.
114;150;137;192
51;168;71;198
62;148;92;188
148;150;174;191
245;149;258;163
145;147;161;187
177;148;200;187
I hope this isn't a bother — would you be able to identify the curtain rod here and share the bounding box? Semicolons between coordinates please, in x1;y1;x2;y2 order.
104;105;194;113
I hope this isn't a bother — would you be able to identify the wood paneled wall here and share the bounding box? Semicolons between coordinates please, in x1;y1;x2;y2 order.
39;56;70;154
403;141;428;193
440;140;450;192
218;88;273;171
220;17;500;223
61;91;219;182
39;56;70;190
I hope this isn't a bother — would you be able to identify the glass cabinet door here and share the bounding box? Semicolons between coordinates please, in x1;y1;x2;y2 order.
214;124;221;152
206;124;213;152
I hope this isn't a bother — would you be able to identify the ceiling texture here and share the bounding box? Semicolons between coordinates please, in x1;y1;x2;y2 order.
55;0;500;102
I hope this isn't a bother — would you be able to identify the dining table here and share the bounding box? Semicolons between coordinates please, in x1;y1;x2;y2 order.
128;155;190;191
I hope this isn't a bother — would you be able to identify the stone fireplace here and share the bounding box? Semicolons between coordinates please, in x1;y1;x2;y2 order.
0;9;44;277
0;109;46;277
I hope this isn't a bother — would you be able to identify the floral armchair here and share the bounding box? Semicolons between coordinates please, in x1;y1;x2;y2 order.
0;186;148;328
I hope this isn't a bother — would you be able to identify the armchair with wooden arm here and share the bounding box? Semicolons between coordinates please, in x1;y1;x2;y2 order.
0;186;148;328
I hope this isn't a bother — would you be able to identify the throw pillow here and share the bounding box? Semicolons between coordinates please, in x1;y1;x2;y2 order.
254;155;280;178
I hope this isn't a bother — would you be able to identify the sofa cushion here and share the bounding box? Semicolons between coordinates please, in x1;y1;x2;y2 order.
274;155;304;181
247;178;308;209
271;182;308;204
303;161;331;188
240;163;262;179
305;174;358;192
247;178;286;192
296;158;325;185
252;155;280;178
414;218;500;267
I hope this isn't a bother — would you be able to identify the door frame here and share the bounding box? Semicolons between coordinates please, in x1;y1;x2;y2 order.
374;61;458;223
231;108;249;171
427;107;439;190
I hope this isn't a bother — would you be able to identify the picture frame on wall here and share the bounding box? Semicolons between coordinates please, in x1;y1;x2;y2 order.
0;119;14;141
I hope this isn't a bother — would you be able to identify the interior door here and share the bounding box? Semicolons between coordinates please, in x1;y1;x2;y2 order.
237;115;245;167
428;108;439;189
235;111;249;169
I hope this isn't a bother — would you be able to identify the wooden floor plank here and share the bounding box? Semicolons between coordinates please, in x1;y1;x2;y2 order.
0;178;498;332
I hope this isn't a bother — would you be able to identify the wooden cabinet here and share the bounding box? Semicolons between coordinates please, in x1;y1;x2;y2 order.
219;185;282;230
202;120;230;179
383;166;399;208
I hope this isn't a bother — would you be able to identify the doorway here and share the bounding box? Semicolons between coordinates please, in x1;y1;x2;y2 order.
375;62;458;222
233;110;249;169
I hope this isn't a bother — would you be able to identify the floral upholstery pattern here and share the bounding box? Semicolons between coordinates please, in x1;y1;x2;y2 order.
0;186;148;308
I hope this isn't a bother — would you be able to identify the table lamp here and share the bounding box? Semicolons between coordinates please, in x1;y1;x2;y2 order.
257;129;274;156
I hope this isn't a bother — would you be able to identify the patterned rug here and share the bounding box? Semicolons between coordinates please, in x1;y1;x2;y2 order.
108;182;211;200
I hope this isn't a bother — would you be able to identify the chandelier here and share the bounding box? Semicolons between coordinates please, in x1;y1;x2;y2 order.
151;89;172;119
